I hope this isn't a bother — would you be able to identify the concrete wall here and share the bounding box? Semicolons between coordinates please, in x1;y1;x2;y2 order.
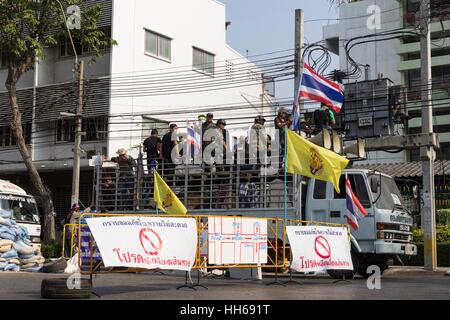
323;0;402;84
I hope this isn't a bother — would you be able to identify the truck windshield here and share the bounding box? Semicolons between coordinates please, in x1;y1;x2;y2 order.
0;195;40;224
370;175;405;211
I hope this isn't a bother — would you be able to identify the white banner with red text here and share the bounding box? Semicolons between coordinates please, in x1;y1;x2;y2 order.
286;225;353;273
85;216;197;271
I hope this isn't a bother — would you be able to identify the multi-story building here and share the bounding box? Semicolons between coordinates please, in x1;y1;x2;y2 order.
323;0;450;164
323;0;450;213
0;0;273;223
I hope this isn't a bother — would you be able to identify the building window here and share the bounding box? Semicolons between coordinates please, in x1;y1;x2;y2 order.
60;27;111;58
144;30;171;61
0;124;32;148
313;180;327;199
334;175;371;208
56;116;108;143
56;119;75;142
193;47;214;75
60;36;82;58
84;117;108;141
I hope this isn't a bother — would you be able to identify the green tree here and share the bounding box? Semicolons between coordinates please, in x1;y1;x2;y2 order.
0;0;115;244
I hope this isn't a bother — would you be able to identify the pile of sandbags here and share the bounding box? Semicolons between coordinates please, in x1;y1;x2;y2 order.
0;209;45;272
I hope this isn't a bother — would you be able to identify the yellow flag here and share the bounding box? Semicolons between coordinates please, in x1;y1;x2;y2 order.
286;129;349;193
153;170;187;215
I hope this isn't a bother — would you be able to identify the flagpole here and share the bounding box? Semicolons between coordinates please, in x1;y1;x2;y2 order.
284;127;287;223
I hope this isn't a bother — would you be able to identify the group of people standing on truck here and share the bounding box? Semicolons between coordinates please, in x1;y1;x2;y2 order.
100;103;337;211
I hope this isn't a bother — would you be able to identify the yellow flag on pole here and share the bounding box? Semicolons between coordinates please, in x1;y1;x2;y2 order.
153;170;187;215
286;129;349;193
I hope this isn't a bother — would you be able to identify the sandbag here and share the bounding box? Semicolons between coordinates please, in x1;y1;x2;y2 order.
0;233;15;241
13;240;34;256
0;217;12;227
0;258;6;262
22;262;39;269
0;245;12;253
0;226;16;236
0;249;18;259
21;266;42;273
0;240;13;247
8;258;21;265
4;264;20;272
19;255;41;265
19;253;36;260
0;209;12;219
12;226;28;239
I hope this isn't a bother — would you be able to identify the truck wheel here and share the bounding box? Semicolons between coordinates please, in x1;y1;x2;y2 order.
41;278;92;299
327;250;359;280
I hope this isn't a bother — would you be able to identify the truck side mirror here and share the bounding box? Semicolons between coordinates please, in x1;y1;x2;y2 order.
370;178;379;193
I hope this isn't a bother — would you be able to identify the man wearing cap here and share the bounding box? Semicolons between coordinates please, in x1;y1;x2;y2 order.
111;148;136;210
313;102;335;132
249;115;269;168
216;119;229;165
202;113;216;153
274;108;290;147
161;124;180;181
215;119;231;208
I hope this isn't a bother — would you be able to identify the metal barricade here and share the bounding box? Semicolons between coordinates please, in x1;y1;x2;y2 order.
76;213;288;276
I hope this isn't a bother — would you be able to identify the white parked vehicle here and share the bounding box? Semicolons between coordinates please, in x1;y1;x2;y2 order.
0;180;41;247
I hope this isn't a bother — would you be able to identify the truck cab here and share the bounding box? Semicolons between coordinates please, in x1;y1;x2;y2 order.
305;169;417;278
0;180;41;247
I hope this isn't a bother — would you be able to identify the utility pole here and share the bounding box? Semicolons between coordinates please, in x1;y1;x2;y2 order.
420;0;437;271
71;60;84;206
294;9;305;219
294;9;305;102
261;72;265;115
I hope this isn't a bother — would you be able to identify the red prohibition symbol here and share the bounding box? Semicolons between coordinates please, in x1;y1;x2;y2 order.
139;228;163;255
314;236;331;259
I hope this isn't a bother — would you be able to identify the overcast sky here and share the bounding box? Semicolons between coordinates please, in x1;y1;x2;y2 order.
220;0;339;100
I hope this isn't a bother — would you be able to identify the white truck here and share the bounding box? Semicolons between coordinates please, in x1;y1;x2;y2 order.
0;180;41;247
304;169;417;278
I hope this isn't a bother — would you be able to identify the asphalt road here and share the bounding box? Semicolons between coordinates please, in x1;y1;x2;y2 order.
0;267;449;300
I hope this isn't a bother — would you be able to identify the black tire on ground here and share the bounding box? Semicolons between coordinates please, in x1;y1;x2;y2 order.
41;278;92;300
327;250;359;280
42;258;68;273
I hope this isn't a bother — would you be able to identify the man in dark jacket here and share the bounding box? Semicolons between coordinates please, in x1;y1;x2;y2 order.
161;124;179;181
143;129;162;173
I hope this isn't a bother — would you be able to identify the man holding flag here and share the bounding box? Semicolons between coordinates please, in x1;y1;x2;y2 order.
292;63;344;132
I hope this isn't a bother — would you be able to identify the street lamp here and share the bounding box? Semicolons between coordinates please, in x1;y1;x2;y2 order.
55;0;84;207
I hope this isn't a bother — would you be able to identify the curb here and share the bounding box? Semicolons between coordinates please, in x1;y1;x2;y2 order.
385;267;450;276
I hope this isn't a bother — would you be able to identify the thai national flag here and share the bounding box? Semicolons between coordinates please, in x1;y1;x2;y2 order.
345;177;368;231
187;125;201;148
299;64;344;113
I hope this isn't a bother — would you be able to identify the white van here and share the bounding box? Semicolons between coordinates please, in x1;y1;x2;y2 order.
0;180;41;246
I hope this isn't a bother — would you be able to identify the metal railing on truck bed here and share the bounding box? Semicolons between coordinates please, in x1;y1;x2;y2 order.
94;158;297;215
